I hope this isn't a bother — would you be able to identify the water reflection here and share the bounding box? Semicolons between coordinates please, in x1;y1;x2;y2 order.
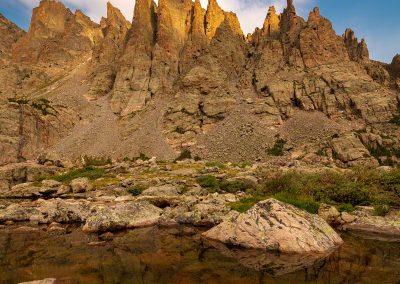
0;225;399;284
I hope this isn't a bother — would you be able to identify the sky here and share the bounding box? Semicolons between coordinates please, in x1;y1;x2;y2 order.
0;0;399;63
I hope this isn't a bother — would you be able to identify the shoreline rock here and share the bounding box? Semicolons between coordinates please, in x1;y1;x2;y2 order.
203;198;343;253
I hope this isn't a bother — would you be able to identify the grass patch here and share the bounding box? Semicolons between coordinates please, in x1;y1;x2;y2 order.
231;162;252;169
197;175;257;194
274;192;320;214
205;161;227;169
197;175;220;193
219;180;257;193
230;197;266;213
373;204;390;216
92;177;120;190
48;166;106;183
259;168;400;208
337;203;354;213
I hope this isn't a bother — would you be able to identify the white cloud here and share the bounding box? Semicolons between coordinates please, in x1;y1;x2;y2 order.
16;0;314;34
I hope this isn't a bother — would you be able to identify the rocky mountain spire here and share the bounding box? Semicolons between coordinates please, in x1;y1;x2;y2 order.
299;7;349;67
205;0;225;41
262;6;280;37
111;0;157;115
191;0;206;40
89;2;131;96
343;28;369;62
280;0;299;34
12;0;101;64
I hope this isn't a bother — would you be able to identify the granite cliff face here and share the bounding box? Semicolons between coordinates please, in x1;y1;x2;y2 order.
0;0;400;167
0;14;25;64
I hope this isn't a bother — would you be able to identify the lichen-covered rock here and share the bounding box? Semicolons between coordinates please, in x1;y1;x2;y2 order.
82;201;162;233
318;203;340;226
70;177;92;193
203;198;343;253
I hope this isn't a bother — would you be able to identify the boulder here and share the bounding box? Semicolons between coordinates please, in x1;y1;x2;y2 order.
331;134;377;165
318;203;340;226
70;177;92;193
160;193;238;226
342;207;400;241
203;199;343;253
41;180;62;188
82;201;162;233
3;182;42;199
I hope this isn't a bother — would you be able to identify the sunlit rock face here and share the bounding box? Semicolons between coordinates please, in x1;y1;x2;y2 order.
12;0;102;65
0;0;399;165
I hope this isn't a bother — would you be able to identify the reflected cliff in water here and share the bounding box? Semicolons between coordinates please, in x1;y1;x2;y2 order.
0;225;399;283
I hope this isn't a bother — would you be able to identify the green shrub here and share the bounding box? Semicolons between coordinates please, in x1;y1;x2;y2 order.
194;155;202;161
51;166;106;183
274;192;320;214
373;204;390;216
389;114;400;125
175;126;186;134
31;98;57;116
219;180;256;193
137;153;150;161
127;185;147;196
328;184;370;206
230;197;266;213
337;203;354;213
197;175;220;193
174;148;192;162
8;97;29;105
267;136;286;156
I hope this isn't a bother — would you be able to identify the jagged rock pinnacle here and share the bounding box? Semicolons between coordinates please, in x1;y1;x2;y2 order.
205;0;225;40
343;28;369;62
262;6;280;37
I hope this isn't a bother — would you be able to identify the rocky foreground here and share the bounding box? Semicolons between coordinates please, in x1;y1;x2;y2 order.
1;158;399;253
0;0;400;167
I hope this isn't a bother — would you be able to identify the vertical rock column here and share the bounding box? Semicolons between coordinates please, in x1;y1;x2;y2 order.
111;0;157;116
90;2;131;96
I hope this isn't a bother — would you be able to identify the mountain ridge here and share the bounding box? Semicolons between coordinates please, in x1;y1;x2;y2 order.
0;0;400;168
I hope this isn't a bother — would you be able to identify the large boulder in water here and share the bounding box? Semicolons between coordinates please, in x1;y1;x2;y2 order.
203;198;343;253
82;201;162;233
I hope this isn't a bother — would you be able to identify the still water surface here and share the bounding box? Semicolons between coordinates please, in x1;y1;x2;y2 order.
0;225;399;284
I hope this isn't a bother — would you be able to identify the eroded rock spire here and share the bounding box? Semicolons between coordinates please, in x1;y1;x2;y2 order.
205;0;225;41
262;6;280;37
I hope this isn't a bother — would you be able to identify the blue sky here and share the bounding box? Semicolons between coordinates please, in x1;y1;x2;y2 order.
0;0;399;63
